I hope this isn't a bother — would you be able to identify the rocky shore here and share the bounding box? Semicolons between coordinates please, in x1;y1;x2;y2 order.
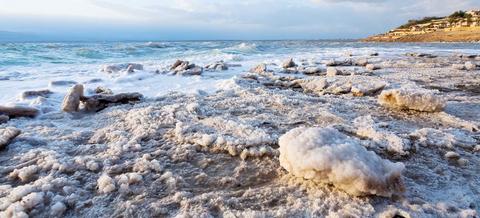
0;53;479;217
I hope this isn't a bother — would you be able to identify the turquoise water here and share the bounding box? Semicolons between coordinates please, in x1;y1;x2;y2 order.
0;40;479;109
1;41;479;68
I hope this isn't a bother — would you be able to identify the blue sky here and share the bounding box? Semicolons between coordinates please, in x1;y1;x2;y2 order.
0;0;479;41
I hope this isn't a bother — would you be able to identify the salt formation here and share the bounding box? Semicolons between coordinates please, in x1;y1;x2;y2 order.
464;61;477;70
0;127;21;150
279;127;405;197
250;63;268;74
301;76;386;96
410;128;477;149
378;87;445;112
61;84;84;112
101;63;143;74
97;174;116;194
366;64;380;71
353;116;411;155
204;61;228;71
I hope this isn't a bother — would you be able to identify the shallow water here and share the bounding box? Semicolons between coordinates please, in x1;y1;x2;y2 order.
0;40;479;106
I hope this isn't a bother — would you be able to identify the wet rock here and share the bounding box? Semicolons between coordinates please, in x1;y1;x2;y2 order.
102;63;143;74
456;54;478;59
250;64;268;74
170;60;202;75
0;106;39;118
370;52;379;56
205;61;228;71
282;58;297;69
0;127;21;150
366;64;380;71
465;62;477;71
0;115;9;124
21;90;53;99
406;53;437;58
80;92;143;112
178;67;203;76
94;86;113;95
49;80;77;86
61;84;84;112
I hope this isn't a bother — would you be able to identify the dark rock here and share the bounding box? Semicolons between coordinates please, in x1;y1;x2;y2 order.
80;93;143;112
0;106;39;118
0;127;21;150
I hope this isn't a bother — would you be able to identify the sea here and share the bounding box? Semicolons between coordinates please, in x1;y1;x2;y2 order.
0;40;479;109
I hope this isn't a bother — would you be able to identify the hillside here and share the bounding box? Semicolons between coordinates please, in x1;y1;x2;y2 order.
364;10;480;42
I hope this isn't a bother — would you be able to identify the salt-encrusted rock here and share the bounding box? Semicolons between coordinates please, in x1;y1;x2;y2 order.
279;127;405;197
452;64;466;70
49;80;77;86
101;63;143;73
205;61;228;71
302;67;323;75
282;58;297;69
50;201;67;216
366;64;380;71
97;174;116;194
444;151;460;160
21;89;53;99
465;61;477;71
325;59;353;67
94;86;113;95
323;80;352;95
250;64;268;74
355;58;369;66
326;67;341;77
0;115;8;124
301;78;329;93
351;82;386;96
0;127;21;150
61;84;84;112
80;92;143;112
0;106;39;118
378;87;445;112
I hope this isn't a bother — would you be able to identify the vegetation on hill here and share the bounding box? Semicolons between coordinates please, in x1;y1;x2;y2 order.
397;10;473;29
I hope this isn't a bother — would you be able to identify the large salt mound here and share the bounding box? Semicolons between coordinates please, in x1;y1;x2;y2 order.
378;87;445;112
279;127;405;197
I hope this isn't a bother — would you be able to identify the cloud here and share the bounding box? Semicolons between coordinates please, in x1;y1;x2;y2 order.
0;0;479;40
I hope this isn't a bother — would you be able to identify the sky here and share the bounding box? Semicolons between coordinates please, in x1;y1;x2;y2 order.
0;0;479;41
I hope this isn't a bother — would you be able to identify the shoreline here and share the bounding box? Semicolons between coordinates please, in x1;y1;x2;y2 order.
1;51;480;217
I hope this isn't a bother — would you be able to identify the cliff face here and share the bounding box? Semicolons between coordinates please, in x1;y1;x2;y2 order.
364;10;480;42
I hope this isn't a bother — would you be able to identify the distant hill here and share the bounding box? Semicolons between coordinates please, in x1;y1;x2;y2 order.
0;31;41;42
364;10;480;42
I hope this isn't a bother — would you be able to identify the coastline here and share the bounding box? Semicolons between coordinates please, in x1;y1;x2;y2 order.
1;48;480;217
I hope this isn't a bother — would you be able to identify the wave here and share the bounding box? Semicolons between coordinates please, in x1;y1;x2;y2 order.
75;48;104;59
223;42;260;54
